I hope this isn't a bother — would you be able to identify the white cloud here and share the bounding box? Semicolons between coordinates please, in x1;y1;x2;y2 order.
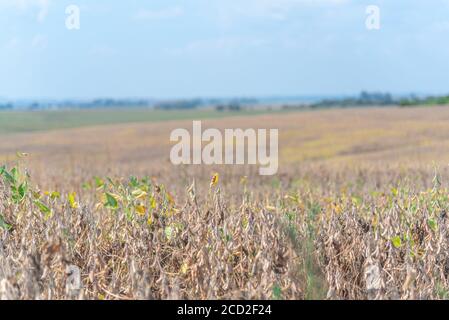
89;45;117;57
31;34;47;49
0;0;50;22
3;37;20;50
168;36;271;56
134;6;184;21
36;0;49;22
215;0;350;23
431;20;449;32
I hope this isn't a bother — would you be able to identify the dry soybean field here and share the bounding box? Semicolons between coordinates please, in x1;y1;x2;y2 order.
2;106;449;300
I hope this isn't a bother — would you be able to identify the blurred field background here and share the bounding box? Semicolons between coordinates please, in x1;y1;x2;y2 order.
1;106;449;190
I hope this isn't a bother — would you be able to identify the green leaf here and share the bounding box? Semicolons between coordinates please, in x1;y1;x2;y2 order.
129;176;139;188
94;177;104;189
34;200;52;219
165;226;174;240
0;214;12;231
81;182;91;190
427;219;437;232
351;196;362;206
10;167;19;184
0;167;15;185
11;182;27;203
391;236;402;248
106;177;116;187
18;182;27;199
105;193;118;209
272;284;282;300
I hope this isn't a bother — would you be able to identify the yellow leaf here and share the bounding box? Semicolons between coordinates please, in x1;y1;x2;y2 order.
50;191;61;199
242;217;249;228
33;191;42;199
372;215;379;228
94;202;103;211
333;203;342;214
210;173;219;188
68;192;79;209
180;263;188;274
16;152;29;158
135;205;146;216
166;191;175;205
132;189;147;200
150;196;156;209
165;209;174;217
391;187;399;197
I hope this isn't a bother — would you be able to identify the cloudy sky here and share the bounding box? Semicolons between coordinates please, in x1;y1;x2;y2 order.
1;0;449;99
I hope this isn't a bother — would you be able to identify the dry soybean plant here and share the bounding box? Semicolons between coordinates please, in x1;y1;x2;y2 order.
1;162;449;300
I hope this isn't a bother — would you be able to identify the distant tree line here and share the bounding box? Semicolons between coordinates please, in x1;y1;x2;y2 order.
398;95;449;107
311;91;395;108
0;103;13;110
215;103;242;112
0;97;261;111
154;99;203;110
309;91;449;109
0;99;153;110
2;93;449;111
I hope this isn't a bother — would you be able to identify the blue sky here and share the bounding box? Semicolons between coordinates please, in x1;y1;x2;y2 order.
1;0;449;99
